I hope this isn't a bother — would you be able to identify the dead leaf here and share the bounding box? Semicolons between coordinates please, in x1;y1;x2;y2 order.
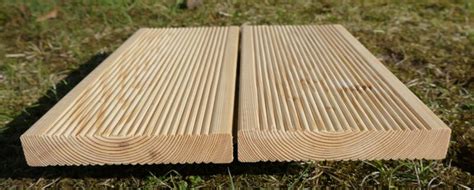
186;0;202;9
36;7;59;22
18;4;30;17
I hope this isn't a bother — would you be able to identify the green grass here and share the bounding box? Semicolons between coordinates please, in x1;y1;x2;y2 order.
0;0;473;188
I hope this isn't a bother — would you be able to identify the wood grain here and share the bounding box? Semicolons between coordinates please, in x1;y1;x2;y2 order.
238;25;451;162
21;27;239;166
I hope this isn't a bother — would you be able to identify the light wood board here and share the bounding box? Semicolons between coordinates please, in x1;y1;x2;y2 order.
21;27;239;166
238;25;451;162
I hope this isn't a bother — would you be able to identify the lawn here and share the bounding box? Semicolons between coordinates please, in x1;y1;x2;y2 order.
0;0;473;188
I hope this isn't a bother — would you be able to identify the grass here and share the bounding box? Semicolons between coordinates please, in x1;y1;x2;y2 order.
0;0;473;188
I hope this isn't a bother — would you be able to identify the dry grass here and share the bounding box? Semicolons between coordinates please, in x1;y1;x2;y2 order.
0;0;472;188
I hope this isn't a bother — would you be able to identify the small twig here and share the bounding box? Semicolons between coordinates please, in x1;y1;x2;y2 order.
5;53;25;58
29;178;43;188
41;178;60;189
218;11;231;17
395;57;408;66
97;179;113;187
457;183;471;189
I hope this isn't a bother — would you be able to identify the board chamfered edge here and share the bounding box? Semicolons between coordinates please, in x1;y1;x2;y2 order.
237;25;451;162
238;129;451;162
21;134;233;165
20;26;240;166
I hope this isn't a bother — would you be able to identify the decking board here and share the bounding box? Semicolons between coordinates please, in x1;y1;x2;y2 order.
238;25;451;162
21;27;239;166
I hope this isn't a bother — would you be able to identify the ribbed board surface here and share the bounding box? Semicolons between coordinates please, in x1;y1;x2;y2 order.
21;27;239;166
238;25;451;162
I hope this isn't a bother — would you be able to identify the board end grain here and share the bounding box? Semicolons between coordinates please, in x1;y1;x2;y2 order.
238;128;450;162
21;134;232;166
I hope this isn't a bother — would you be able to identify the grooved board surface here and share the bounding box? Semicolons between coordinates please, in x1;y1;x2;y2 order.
21;27;239;166
238;25;451;162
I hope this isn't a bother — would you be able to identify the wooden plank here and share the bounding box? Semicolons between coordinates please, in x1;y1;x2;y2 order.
20;26;239;166
238;25;451;162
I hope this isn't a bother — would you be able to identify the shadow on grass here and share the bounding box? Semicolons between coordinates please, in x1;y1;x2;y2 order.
0;53;293;179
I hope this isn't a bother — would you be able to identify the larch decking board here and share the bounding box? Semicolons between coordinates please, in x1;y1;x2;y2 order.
238;25;451;162
21;27;239;166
